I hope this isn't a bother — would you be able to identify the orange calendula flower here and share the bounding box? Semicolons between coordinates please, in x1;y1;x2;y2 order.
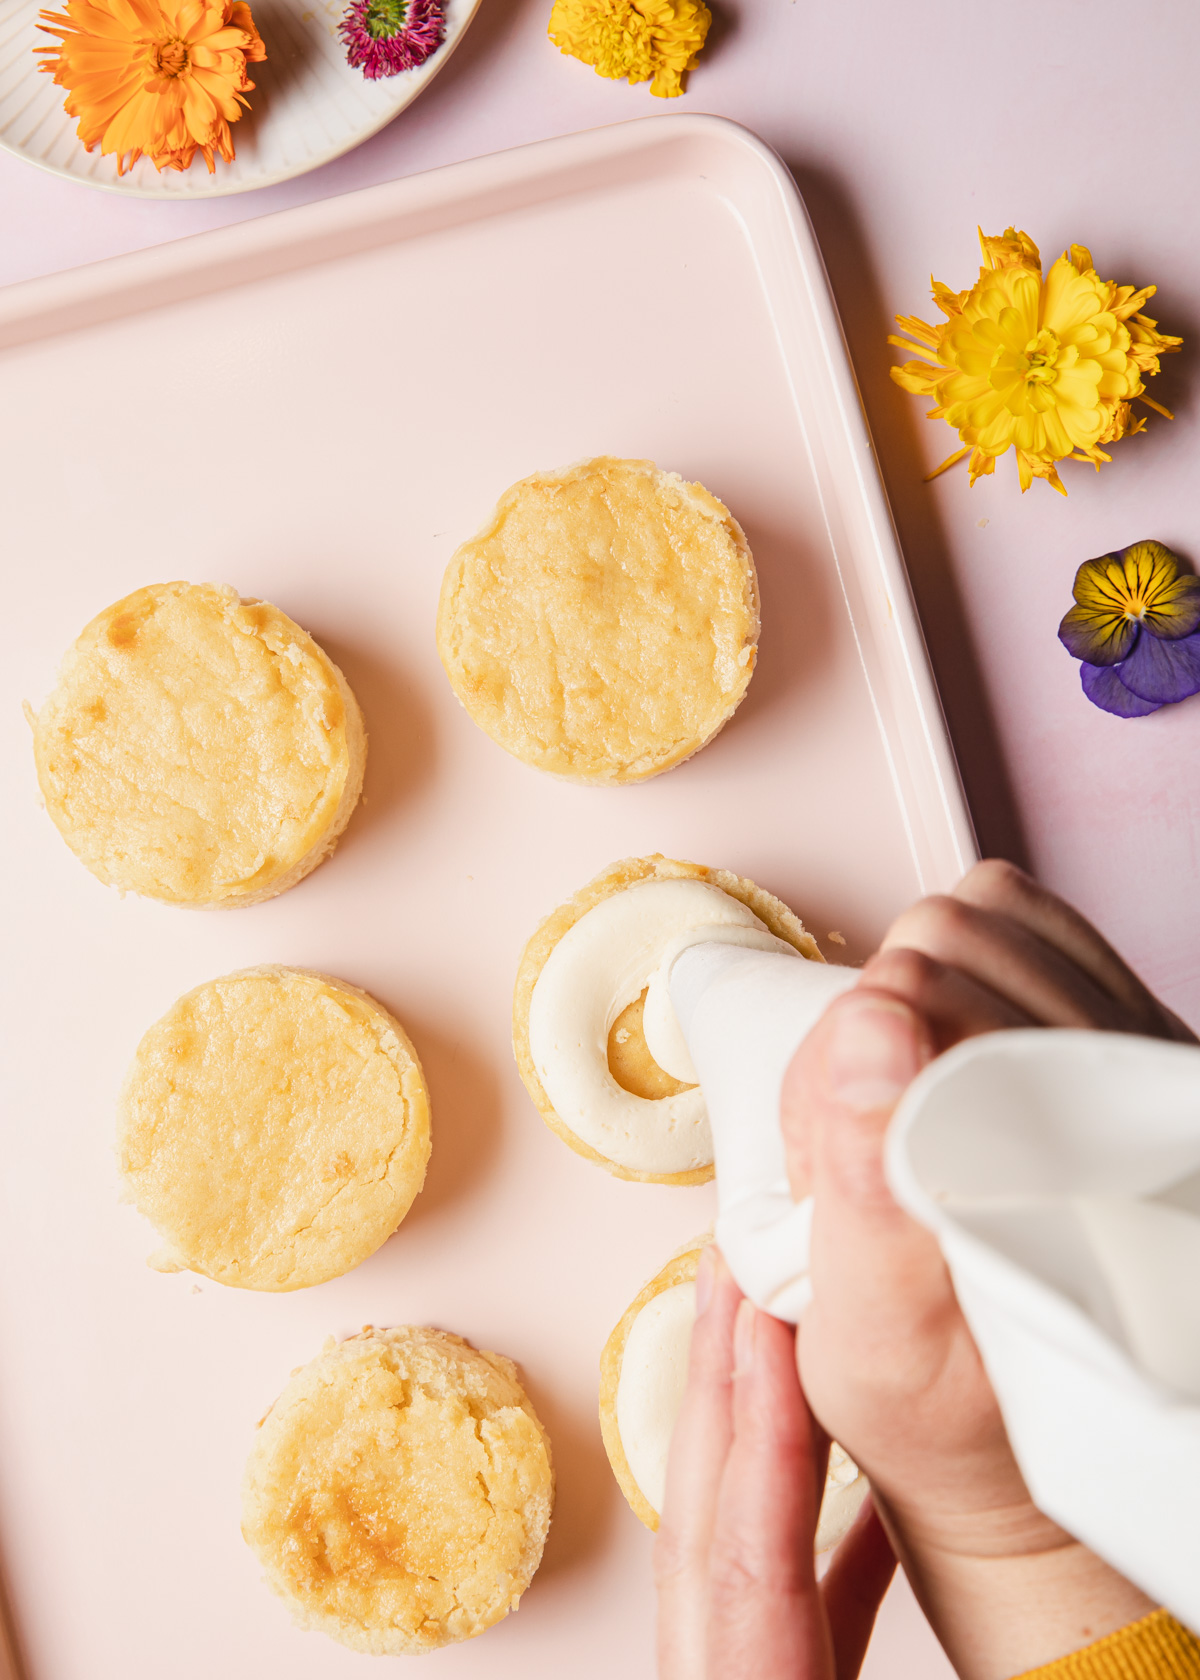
547;0;709;98
36;0;266;176
889;228;1182;495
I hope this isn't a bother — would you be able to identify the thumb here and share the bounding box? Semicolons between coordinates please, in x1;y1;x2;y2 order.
814;990;929;1209
785;990;952;1366
790;991;1041;1537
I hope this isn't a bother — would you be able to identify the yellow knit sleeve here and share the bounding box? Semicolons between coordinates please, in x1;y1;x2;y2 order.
1012;1610;1200;1679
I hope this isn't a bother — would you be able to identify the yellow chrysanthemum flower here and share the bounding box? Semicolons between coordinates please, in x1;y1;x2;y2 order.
547;0;709;98
36;0;266;176
889;228;1182;495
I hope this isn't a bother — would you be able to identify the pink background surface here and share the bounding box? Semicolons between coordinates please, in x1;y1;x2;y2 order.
2;2;1199;1676
7;0;1197;1028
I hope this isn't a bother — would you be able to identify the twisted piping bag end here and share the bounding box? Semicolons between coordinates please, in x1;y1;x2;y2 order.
659;938;857;1321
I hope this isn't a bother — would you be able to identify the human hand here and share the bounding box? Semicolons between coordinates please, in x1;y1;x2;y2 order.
782;860;1167;1676
655;1245;895;1680
868;856;1195;1050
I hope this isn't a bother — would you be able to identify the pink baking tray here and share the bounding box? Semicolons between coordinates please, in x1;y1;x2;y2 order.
0;116;972;1679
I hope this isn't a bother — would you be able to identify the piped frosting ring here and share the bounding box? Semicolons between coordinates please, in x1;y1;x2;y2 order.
513;855;821;1183
600;1241;869;1546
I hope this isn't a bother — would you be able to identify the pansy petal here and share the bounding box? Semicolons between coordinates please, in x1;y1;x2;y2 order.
1145;576;1200;639
1080;662;1163;717
1072;553;1136;612
1127;541;1200;639
1115;629;1200;704
1058;603;1138;665
1118;538;1177;598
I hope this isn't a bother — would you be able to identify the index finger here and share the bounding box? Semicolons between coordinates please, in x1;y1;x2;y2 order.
655;1246;743;1680
706;1301;829;1679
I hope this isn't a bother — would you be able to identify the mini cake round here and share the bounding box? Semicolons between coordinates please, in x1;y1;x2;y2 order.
243;1326;554;1654
600;1242;869;1546
513;855;822;1183
117;967;430;1291
436;458;759;784
31;581;365;906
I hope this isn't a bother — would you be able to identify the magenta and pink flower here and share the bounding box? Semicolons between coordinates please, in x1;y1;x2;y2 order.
339;0;444;79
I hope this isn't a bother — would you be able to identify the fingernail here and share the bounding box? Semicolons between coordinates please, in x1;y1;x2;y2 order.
732;1297;757;1378
694;1245;716;1316
826;998;924;1113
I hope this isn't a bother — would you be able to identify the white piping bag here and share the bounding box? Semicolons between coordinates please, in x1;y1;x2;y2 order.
887;1030;1200;1626
649;937;856;1318
657;938;1200;1626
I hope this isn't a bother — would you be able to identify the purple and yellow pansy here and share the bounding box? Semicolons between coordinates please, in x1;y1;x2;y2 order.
1059;541;1200;717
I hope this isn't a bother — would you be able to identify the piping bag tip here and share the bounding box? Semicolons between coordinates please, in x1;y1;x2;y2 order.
664;939;857;1323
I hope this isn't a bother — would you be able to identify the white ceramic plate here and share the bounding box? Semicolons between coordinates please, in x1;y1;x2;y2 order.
0;0;479;197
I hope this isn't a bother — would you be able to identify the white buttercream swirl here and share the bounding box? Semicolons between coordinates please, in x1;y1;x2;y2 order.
617;1281;697;1516
527;878;796;1176
616;1277;868;1549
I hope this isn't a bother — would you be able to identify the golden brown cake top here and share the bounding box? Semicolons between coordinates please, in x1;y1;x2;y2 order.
32;580;361;905
118;967;430;1291
242;1326;554;1654
437;458;758;784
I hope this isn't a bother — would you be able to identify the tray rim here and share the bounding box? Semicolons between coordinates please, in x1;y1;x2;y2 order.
0;113;978;1679
0;112;978;896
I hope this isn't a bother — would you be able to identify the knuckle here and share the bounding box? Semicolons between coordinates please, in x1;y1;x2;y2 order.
923;892;972;931
861;945;941;998
708;1540;805;1601
908;894;975;948
962;856;1029;906
883;894;956;948
708;1552;761;1596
